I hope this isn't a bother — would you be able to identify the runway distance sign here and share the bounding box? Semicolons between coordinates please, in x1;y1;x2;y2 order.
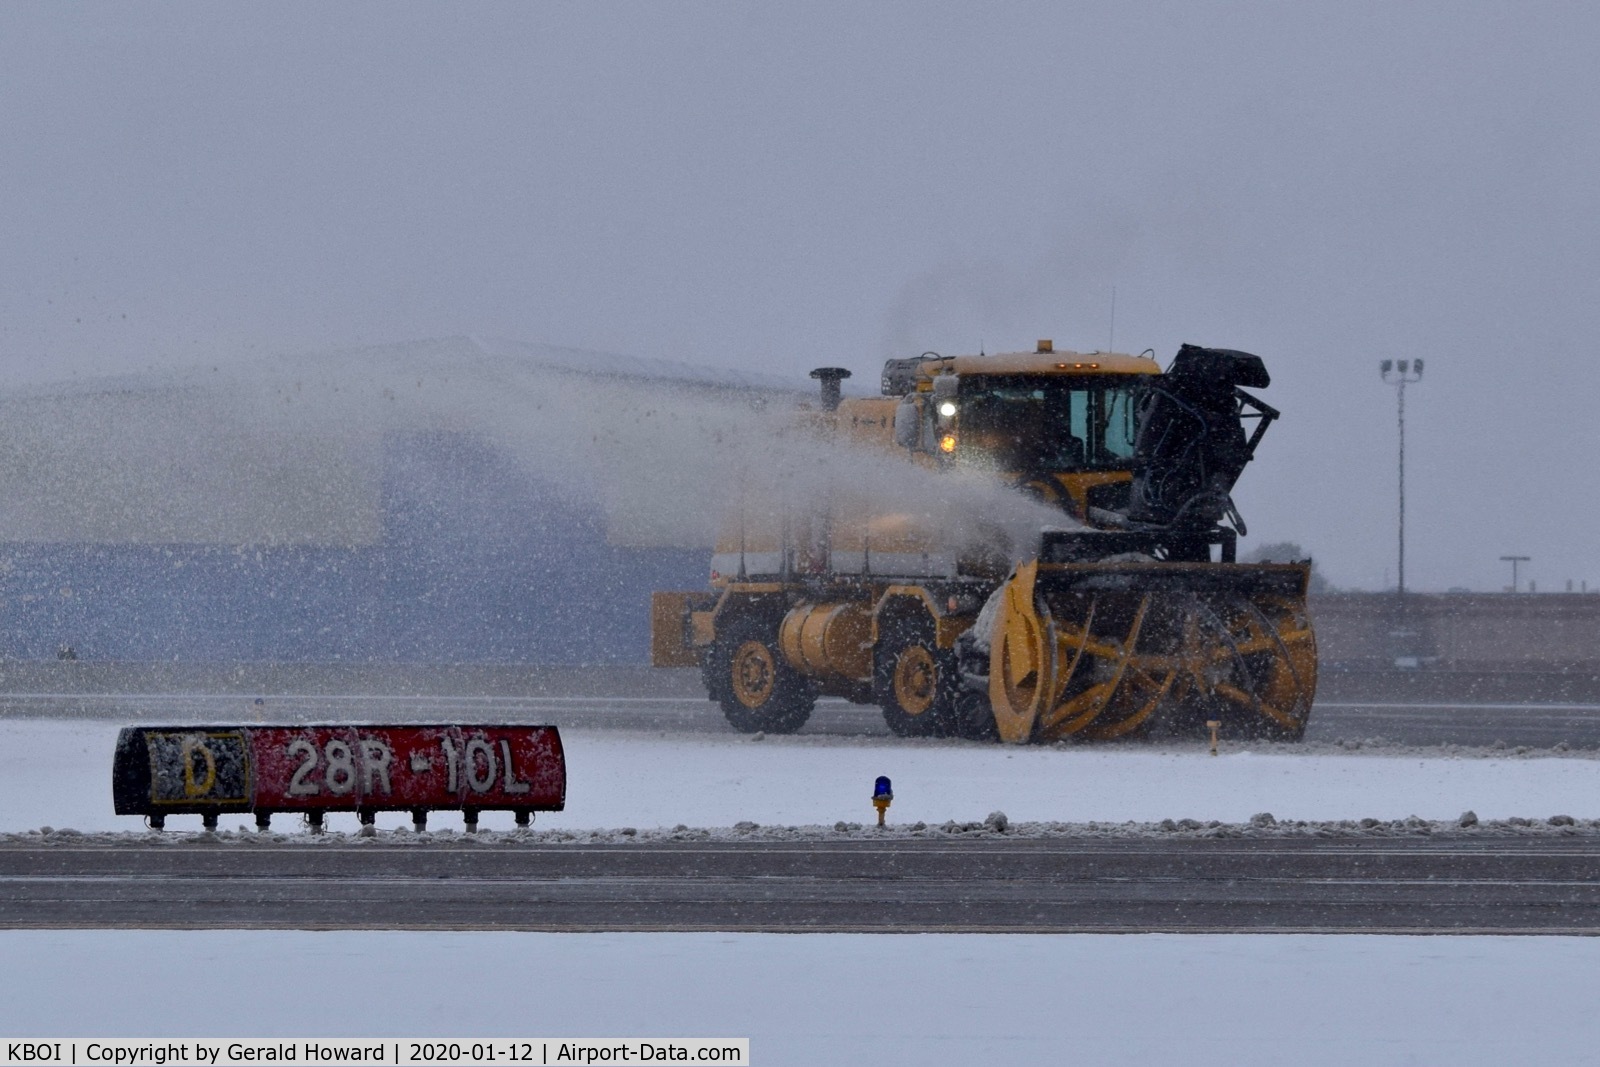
113;724;565;828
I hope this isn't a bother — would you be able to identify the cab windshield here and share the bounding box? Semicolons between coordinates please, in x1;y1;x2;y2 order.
955;375;1138;473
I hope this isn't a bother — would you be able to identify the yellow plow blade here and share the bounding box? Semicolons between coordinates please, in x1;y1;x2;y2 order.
988;561;1317;743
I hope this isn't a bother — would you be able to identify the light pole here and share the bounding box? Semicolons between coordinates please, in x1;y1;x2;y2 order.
1499;555;1530;593
1380;358;1423;599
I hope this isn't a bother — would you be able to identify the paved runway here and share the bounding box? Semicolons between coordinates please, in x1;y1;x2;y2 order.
4;835;1598;934
4;689;1600;750
1311;700;1600;749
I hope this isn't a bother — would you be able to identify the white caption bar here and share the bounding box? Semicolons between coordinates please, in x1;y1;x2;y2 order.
1;1041;749;1067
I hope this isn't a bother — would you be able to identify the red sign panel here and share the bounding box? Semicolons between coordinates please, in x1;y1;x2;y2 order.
114;724;565;817
250;726;565;811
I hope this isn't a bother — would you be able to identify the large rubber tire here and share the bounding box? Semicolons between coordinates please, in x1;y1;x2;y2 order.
706;617;816;734
875;615;958;738
951;688;1000;742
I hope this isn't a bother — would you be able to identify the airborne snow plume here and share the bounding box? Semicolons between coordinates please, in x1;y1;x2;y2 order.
0;336;1063;563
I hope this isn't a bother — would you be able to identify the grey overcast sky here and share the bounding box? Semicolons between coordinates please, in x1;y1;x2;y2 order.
1;2;1597;592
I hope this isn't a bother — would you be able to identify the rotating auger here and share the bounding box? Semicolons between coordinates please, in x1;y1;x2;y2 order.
981;559;1317;742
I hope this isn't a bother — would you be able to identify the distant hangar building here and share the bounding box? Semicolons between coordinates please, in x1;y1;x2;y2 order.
0;337;796;665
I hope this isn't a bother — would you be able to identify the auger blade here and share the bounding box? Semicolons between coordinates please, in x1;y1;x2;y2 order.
985;562;1317;742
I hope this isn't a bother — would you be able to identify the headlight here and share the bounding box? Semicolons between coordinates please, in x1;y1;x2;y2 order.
937;400;957;418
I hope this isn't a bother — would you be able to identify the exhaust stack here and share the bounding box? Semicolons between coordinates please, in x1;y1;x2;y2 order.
809;367;852;411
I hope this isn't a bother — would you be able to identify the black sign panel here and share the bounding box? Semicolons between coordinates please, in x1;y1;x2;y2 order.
114;729;252;813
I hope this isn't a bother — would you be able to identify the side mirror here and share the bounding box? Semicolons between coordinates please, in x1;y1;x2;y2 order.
893;397;920;449
932;373;958;399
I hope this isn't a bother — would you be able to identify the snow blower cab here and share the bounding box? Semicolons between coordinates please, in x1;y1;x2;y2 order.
882;340;1279;561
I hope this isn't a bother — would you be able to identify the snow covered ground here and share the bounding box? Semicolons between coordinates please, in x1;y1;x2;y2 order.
4;718;1598;835
6;716;1600;1063
2;930;1599;1065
